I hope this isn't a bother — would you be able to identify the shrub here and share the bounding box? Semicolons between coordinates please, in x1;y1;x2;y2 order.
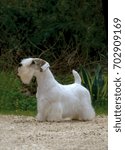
80;64;108;109
0;0;107;71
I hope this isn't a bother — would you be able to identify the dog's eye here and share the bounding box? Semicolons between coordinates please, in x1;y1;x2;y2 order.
31;60;35;65
18;63;22;67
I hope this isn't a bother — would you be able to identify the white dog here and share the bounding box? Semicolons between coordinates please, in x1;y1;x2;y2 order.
18;58;95;121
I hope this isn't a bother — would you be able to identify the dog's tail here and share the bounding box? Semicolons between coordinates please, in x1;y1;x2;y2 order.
72;70;81;84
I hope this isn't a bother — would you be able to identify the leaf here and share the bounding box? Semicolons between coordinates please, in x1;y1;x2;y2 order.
80;65;92;92
92;74;98;103
96;64;104;90
100;77;108;98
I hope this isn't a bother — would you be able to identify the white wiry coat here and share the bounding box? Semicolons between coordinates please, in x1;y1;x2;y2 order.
18;58;95;121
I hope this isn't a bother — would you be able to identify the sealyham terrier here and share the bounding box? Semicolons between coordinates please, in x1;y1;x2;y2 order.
18;58;95;121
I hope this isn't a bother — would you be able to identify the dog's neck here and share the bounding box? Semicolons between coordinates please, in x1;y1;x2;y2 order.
35;68;57;94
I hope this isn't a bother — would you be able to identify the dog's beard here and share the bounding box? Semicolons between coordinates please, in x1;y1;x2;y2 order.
18;67;34;84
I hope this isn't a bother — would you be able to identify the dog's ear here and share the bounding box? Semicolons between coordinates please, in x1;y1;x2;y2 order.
31;59;49;72
31;59;45;66
40;62;50;72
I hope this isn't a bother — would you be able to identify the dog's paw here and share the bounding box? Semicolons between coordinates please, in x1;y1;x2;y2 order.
35;114;46;122
47;117;62;122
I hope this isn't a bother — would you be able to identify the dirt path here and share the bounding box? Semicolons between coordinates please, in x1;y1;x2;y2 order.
0;115;107;150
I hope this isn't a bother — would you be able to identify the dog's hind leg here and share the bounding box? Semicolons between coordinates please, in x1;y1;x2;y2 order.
79;103;95;121
78;97;95;121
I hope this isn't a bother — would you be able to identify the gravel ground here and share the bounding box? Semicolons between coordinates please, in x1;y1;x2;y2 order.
0;115;107;150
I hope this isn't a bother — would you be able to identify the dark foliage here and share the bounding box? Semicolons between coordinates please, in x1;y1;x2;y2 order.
0;0;107;72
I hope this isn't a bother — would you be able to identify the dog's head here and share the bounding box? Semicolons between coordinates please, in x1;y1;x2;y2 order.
17;58;50;84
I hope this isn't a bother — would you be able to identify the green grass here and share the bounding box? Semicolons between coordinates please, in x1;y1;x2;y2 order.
0;71;107;116
95;104;108;115
0;71;37;113
0;110;36;116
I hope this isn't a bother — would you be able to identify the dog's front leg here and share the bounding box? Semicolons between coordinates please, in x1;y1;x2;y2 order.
36;99;48;122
